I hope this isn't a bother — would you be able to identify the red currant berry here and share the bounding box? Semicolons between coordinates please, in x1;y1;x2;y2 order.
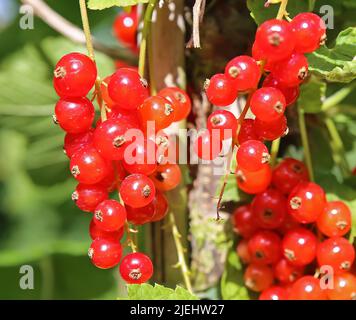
108;68;149;110
250;87;286;122
53;52;97;98
272;158;309;195
225;55;261;91
70;147;109;184
120;174;156;208
150;164;181;192
237;119;261;145
327;273;356;300
244;263;274;292
119;252;153;284
72;183;108;212
88;238;122;269
252;41;275;71
158;87;191;122
93;118;136;161
237;239;251;264
204;73;237;106
288;182;326;224
278;213;301;235
254;116;288;141
232;204;258;238
64;129;94;158
289;276;328;300
259;286;288;300
113;9;138;48
290;12;326;53
89;219;124;241
274;258;304;284
97;161;126;192
316;201;351;237
282;227;317;266
236;164;272;194
94;199;127;232
252;188;287;229
207;110;237;140
150;191;169;222
263;74;300;106
100;76;115;109
248;230;282;264
54;97;94;133
138;96;175;132
316;237;355;273
271;53;309;87
255;19;295;62
236;140;270;172
194;130;223;160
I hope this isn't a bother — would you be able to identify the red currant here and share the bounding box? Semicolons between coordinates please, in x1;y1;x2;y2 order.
72;183;108;212
120;174;156;208
113;9;138;48
232;204;258;238
119;252;153;284
278;213;301;235
89;218;124;241
207;109;237;140
236;239;251;264
236;164;272;194
254;115;287;141
150;164;181;192
194;130;223;160
288;182;326;224
236;140;270;172
97;161;126;192
54;97;94;133
252;41;275;71
158;87;191;122
64;129;94;158
204;73;237;106
289;276;328;300
259;286;289;300
244;263;274;292
274;258;304;284
94;199;127;232
150;191;169;222
53;52;97;98
327;273;356;300
88;237;122;269
237;119;262;145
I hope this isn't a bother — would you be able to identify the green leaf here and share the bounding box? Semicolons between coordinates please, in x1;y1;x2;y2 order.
308;27;356;83
299;76;327;113
119;283;199;300
220;248;249;300
87;0;148;10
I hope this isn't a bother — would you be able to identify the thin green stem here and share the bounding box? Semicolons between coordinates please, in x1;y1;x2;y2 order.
40;256;54;300
276;0;288;20
298;107;314;181
270;138;281;167
138;0;158;77
322;83;355;112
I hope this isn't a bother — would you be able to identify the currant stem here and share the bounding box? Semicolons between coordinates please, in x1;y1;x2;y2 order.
169;211;193;294
125;221;138;253
270;138;281;167
298;106;315;181
138;0;158;78
322;83;355;112
276;0;288;20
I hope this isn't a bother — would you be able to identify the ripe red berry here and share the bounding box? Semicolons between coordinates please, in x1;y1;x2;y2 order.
289;276;328;300
119;252;153;284
274;258;304;284
252;188;287;229
254;19;295;62
263;74;300;106
272;158;309;195
113;9;138;48
259;286;289;300
72;183;108;212
207;109;237;140
150;191;169;222
194;130;222;160
64;129;94;158
88;238;122;269
290;12;326;53
108;68;149;110
316;201;351;237
244;263;274;292
120;174;156;208
250;87;286;122
237;239;252;264
252;41;275;71
282;227;317;266
316;237;355;273
138;96;175;132
97;161;126;192
204;73;237;106
89;219;124;241
70;147;110;184
236;140;270;172
236;164;272;194
278;213;301;234
327;273;356;300
271;53;309;87
288;182;326;224
94;200;127;232
225;55;261;91
232;204;258;238
158;87;191;122
53;52;97;98
237;119;262;144
150;164;181;192
254;115;288;141
248;230;282;265
54;97;95;133
100;76;115;109
93;118;136;161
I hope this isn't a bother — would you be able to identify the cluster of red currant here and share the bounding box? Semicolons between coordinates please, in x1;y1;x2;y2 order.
200;13;327;160
53;51;191;284
233;157;355;300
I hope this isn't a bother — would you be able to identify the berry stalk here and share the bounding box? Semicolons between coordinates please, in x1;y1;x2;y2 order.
270;138;281;166
276;0;289;20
